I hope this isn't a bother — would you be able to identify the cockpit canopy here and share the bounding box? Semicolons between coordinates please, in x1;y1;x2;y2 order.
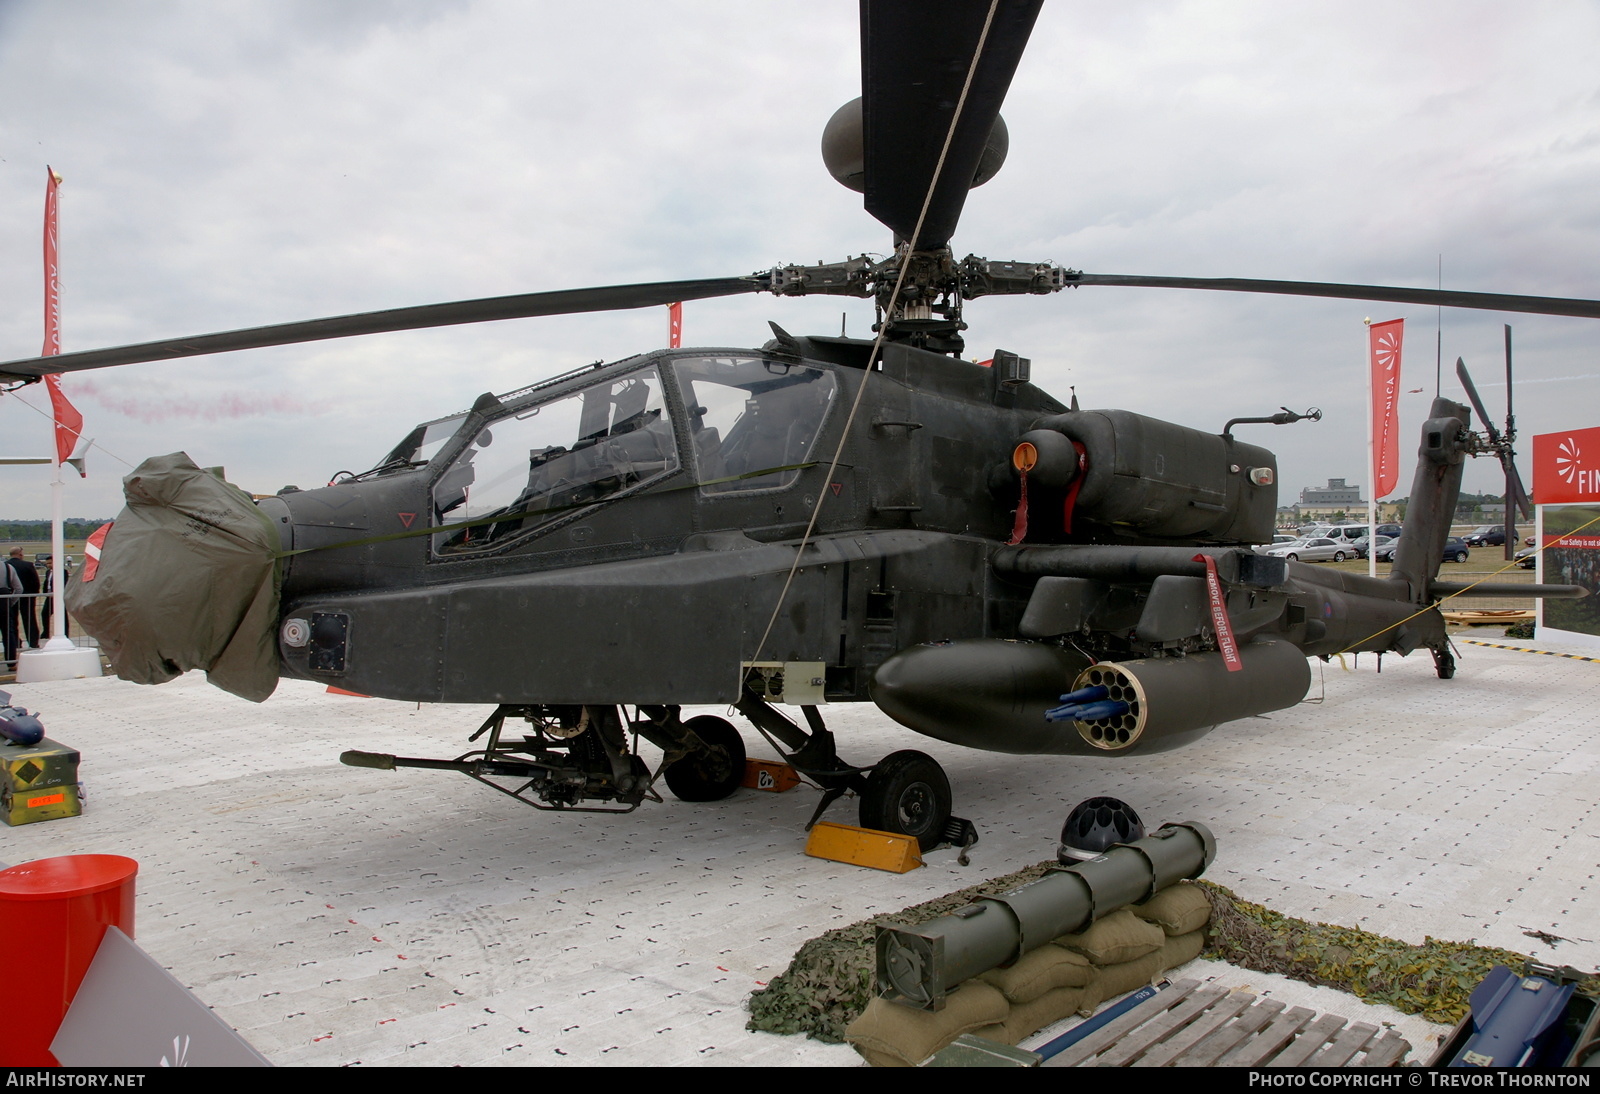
425;355;836;555
673;356;836;494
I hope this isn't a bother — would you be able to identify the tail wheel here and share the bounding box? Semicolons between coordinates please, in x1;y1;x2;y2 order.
859;750;951;851
664;715;746;802
1432;645;1456;680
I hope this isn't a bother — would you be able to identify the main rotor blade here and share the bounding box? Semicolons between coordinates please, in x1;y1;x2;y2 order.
1066;273;1600;320
860;0;1041;250
0;276;761;381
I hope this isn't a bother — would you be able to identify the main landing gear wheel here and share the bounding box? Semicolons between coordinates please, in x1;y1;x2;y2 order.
859;750;952;852
664;715;747;802
1432;644;1456;680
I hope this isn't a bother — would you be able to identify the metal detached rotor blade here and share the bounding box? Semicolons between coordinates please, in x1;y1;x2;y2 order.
1065;273;1600;320
0;276;762;381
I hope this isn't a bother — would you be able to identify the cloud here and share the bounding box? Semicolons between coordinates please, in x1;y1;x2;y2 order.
0;1;1597;517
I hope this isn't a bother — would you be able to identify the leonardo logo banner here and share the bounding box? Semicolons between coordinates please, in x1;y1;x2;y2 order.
1368;318;1403;498
1533;425;1600;505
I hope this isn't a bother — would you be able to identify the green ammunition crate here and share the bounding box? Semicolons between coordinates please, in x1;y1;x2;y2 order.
2;782;81;825
1;737;82;825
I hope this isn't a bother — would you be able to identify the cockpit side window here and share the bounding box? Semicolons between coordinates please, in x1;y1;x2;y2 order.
431;367;677;554
671;357;836;494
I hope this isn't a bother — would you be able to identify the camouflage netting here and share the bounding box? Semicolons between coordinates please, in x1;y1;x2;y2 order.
746;868;1600;1042
746;860;1061;1043
1195;881;1600;1026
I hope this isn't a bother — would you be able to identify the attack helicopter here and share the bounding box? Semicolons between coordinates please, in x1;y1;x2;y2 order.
3;0;1594;850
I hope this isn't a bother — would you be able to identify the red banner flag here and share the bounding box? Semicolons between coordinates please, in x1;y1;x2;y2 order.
1368;318;1404;499
668;301;682;348
44;375;82;470
42;167;83;472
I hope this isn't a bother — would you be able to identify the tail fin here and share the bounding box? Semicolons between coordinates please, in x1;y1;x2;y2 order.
1390;397;1471;603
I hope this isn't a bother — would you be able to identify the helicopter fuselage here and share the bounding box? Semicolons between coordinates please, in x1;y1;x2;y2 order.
256;331;1469;763
265;337;1054;707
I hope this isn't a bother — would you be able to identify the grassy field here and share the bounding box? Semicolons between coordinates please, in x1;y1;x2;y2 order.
0;539;86;566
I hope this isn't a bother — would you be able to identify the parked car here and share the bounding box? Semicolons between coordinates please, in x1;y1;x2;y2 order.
1376;523;1403;539
1462;526;1515;547
1266;536;1348;562
1514;546;1537;569
1255;535;1299;553
1353;534;1394;560
1375;536;1470;564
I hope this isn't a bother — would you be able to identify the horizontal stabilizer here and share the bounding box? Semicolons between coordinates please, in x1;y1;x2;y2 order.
1429;581;1587;600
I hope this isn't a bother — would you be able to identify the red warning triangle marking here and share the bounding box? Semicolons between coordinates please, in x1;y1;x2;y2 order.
829;482;842;496
398;512;417;529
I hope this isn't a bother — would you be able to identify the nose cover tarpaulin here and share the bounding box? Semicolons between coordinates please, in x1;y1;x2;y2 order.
67;452;282;702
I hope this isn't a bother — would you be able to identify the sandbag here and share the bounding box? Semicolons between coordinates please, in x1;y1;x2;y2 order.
999;985;1087;1046
979;943;1094;1004
1131;882;1213;936
1159;929;1205;968
67;453;281;702
1084;948;1168;1009
846;981;1009;1067
1055;909;1166;966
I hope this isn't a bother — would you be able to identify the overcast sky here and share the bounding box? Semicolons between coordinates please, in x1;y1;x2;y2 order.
2;1;1598;520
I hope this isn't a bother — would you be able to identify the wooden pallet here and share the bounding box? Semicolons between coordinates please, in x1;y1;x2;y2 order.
1042;979;1411;1067
1442;608;1534;626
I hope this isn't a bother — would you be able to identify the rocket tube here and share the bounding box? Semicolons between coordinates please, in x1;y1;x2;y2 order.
875;822;1215;1010
1068;640;1310;752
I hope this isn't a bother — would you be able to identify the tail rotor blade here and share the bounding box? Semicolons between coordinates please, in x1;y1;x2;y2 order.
1454;358;1501;443
1508;461;1533;522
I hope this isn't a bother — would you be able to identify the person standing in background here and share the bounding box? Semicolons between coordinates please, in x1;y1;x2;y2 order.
6;547;41;651
2;553;21;664
39;554;68;639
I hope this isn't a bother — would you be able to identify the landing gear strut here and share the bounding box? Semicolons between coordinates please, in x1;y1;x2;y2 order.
337;697;972;853
860;749;952;852
661;715;746;802
1431;643;1456;680
340;702;747;812
734;695;968;853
